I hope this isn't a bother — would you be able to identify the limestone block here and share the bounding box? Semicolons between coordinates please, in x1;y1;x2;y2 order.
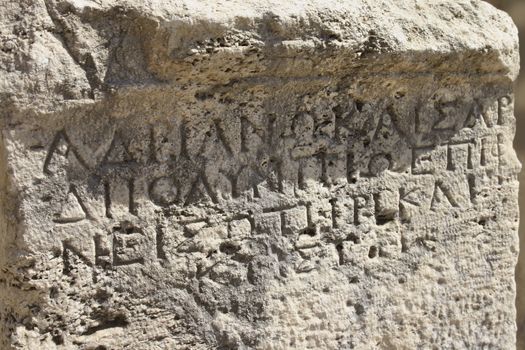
0;0;520;349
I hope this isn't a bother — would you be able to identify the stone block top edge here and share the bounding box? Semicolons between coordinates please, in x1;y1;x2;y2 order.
54;0;520;58
0;0;519;113
134;0;518;51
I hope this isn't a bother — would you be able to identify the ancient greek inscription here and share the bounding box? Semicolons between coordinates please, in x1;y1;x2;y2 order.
53;185;89;223
39;94;515;270
95;221;147;267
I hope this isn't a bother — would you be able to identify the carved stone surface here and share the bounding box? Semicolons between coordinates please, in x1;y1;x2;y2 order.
0;1;520;349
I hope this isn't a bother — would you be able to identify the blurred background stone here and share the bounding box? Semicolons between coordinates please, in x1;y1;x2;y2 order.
485;1;525;349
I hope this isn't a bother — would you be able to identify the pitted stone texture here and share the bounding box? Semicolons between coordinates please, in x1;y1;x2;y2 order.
0;1;520;349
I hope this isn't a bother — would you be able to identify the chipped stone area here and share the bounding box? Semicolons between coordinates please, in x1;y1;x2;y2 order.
0;1;521;349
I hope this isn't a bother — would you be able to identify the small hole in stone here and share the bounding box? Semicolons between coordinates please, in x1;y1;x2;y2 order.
394;91;406;99
376;216;393;226
303;227;317;236
349;276;359;284
368;246;378;258
219;242;240;255
354;303;365;315
51;332;64;345
50;286;59;299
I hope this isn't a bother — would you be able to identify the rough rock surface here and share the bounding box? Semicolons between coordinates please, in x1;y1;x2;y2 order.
0;0;520;349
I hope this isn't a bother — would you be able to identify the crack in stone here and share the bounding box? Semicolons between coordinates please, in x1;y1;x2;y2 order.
43;0;101;99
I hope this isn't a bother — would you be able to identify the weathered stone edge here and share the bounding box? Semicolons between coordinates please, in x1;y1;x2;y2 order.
0;0;520;113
